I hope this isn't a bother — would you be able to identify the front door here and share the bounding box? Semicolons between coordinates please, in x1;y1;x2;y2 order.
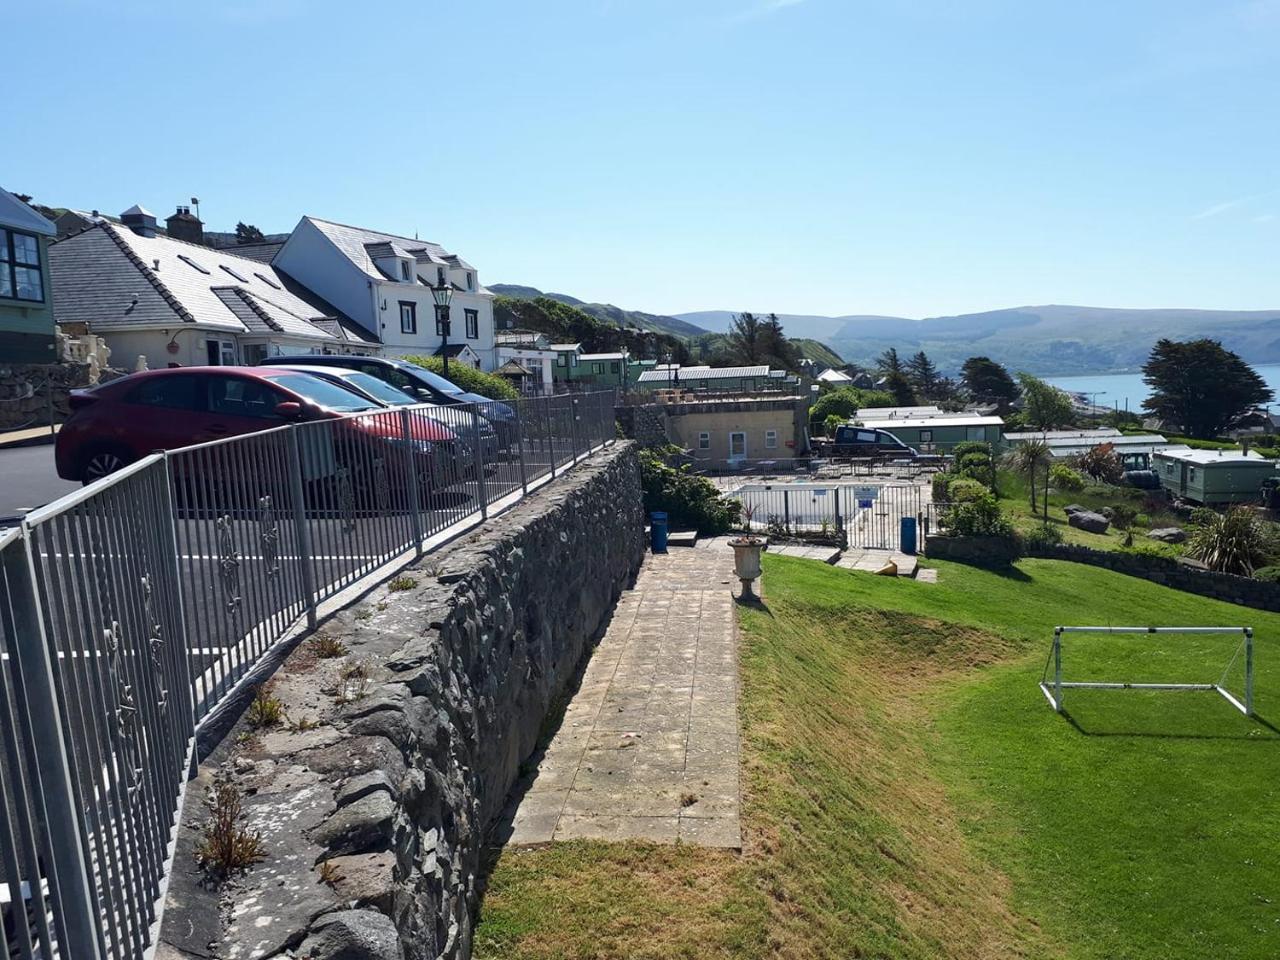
729;432;747;461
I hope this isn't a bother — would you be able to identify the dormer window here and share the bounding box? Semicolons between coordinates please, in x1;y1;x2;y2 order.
466;272;475;291
400;261;411;282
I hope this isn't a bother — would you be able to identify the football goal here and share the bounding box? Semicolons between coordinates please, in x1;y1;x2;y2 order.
1039;626;1254;716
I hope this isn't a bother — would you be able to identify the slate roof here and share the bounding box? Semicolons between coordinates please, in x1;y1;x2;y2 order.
303;216;485;290
49;222;369;344
0;186;56;236
219;241;285;264
434;343;478;358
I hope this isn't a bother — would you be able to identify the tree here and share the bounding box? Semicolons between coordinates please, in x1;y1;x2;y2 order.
726;312;764;364
877;347;904;376
906;351;939;398
1003;439;1051;513
810;387;894;425
235;221;266;244
961;357;1019;410
758;313;799;370
1016;373;1075;432
1142;338;1274;439
883;370;917;406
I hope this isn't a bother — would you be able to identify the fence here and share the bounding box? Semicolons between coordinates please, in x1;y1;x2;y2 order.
729;481;923;550
0;390;616;959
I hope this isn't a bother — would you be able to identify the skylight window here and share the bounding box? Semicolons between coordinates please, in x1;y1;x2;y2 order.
177;254;211;275
254;272;281;290
220;264;249;282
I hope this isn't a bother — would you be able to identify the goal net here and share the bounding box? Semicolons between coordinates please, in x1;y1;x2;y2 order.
1040;626;1254;717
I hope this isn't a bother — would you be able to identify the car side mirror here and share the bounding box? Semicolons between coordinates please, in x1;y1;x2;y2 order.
275;401;303;419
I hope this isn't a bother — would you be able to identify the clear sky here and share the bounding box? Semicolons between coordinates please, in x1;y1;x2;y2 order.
8;0;1279;319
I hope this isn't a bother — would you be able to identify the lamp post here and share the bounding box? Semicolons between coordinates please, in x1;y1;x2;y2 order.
432;275;454;377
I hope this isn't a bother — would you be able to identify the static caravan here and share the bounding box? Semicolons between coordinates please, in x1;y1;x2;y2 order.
1151;447;1279;505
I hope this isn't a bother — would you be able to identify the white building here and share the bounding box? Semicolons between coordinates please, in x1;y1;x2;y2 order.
49;208;377;369
272;216;497;370
494;330;557;393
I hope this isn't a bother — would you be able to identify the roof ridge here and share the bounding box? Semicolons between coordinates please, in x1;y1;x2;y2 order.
303;214;446;254
99;222;196;323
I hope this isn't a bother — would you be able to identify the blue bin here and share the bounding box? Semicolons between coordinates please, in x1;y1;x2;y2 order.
899;516;918;556
650;511;669;554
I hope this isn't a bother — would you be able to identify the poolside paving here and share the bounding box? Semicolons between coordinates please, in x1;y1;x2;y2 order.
506;537;743;848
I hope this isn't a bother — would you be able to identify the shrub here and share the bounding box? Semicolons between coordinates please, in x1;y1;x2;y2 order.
1186;507;1276;575
246;683;285;730
1077;443;1124;484
639;448;740;535
195;778;265;878
954;448;996;487
1022;522;1063;550
944;493;1016;540
1048;464;1085;492
1253;565;1280;583
931;472;952;502
401;355;519;401
946;477;989;503
951;440;993;460
1188;507;1218;527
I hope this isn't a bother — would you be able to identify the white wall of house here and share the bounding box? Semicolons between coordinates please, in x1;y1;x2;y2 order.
272;220;377;333
91;326;351;370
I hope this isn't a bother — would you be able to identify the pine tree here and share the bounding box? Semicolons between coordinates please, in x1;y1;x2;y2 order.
877;347;904;376
906;351;939;397
727;312;764;364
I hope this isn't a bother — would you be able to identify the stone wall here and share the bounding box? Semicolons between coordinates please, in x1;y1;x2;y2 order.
0;361;123;430
161;444;646;960
925;533;1280;612
615;402;671;449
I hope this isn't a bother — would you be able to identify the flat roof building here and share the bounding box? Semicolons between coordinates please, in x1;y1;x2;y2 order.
1152;446;1278;505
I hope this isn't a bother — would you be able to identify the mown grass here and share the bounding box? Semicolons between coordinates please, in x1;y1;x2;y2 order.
475;556;1280;959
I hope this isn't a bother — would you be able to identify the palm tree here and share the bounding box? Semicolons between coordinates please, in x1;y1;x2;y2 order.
1002;440;1051;514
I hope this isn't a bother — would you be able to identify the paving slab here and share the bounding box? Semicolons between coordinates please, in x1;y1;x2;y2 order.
835;549;919;577
766;543;841;563
507;541;742;848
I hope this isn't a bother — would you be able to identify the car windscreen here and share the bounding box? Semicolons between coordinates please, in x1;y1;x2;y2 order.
391;361;465;395
262;374;382;412
336;371;418;406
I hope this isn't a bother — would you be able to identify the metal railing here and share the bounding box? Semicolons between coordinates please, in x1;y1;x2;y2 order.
0;390;616;959
728;480;924;550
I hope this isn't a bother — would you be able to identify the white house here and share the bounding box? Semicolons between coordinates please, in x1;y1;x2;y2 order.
272;216;498;370
49;207;377;369
494;330;557;393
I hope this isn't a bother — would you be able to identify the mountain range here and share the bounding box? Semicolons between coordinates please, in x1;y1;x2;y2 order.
489;284;706;339
675;305;1280;375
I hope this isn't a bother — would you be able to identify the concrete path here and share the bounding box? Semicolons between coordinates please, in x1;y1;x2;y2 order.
506;537;742;848
767;543;841;563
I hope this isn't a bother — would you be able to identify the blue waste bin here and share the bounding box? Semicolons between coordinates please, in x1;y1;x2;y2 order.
900;516;918;556
650;511;669;554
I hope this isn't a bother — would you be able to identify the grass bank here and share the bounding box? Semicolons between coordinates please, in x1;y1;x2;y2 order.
475;556;1280;959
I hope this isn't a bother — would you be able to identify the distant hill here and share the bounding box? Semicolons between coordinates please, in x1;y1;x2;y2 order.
677;304;1280;375
791;338;845;368
491;284;707;339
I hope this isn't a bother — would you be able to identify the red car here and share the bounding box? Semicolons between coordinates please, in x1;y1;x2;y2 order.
56;366;457;486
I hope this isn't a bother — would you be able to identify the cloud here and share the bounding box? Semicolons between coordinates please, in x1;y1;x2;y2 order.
1191;190;1277;221
730;0;806;23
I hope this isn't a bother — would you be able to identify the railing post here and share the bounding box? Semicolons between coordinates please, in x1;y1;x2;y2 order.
545;396;557;479
569;396;580;464
399;409;425;555
471;407;489;521
783;488;791;533
158;453;199;751
5;532;106;960
514;399;529;496
285;425;319;629
1245;628;1254;715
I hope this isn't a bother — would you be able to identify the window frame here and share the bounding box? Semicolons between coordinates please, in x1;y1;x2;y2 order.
399;300;417;335
465;308;479;339
698;431;711;450
765;429;778;449
0;228;45;303
400;261;412;282
920;429;933;443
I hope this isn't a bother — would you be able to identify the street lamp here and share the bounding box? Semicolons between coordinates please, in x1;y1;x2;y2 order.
432;276;454;376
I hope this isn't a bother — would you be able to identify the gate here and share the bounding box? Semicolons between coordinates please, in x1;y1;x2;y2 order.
843;483;922;550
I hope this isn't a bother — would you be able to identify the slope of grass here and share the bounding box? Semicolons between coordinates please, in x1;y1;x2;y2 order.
475;557;1280;959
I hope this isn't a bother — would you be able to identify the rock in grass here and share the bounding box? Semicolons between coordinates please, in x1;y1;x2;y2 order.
1068;510;1110;534
1147;527;1187;544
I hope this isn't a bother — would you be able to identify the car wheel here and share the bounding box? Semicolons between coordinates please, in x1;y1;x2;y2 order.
81;446;134;485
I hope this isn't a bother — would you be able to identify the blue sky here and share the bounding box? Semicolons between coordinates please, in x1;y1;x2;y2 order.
8;0;1279;318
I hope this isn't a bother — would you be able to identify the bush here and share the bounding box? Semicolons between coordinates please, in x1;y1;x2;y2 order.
944;493;1016;539
1077;443;1125;484
1022;522;1063;550
954;448;996;487
1188;507;1218;527
639;448;740;535
1048;464;1085;491
401;355;520;401
946;477;990;503
1186;507;1276;575
1253;565;1280;583
931;472;952;502
951;441;993;461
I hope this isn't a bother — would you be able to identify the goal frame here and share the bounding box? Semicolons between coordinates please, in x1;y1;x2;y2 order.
1040;626;1254;716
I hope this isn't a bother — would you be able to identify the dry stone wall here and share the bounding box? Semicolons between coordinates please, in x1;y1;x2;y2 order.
161;444;645;959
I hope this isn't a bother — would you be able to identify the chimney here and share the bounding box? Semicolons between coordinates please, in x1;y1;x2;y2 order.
165;204;204;245
120;204;158;238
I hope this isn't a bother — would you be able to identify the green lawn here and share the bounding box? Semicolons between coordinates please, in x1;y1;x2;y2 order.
475;557;1280;959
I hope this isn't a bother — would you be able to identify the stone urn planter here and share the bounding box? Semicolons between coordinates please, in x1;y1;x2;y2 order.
728;535;765;600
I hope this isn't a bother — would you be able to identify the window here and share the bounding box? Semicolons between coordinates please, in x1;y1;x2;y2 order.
400;301;417;335
571;354;579;367
220;264;249;282
610;361;620;373
765;430;778;449
1188;466;1197;482
242;343;269;365
177;253;211;275
126;375;202;411
465;308;478;339
0;228;44;302
254;272;281;290
592;362;606;375
400;261;411;282
466;272;475;291
729;432;747;459
557;354;567;367
966;426;986;441
698;432;711;450
920;429;933;443
207;375;288;419
206;338;237;365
